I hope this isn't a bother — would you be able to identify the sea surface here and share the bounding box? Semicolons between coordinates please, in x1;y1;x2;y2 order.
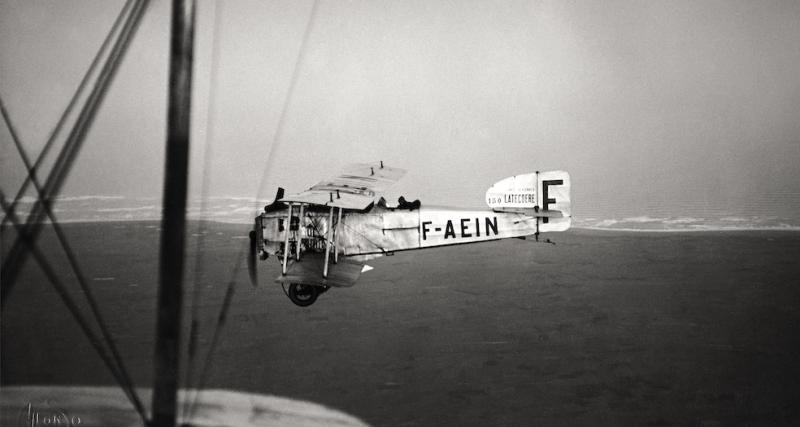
2;221;799;425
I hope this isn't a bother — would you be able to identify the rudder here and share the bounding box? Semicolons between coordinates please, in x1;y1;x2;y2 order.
485;170;571;232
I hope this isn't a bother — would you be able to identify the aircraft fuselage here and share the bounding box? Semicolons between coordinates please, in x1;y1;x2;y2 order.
256;204;563;260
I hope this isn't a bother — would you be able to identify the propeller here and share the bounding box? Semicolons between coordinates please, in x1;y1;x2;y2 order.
248;229;258;287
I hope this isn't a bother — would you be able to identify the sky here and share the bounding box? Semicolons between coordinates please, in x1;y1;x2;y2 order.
2;0;800;222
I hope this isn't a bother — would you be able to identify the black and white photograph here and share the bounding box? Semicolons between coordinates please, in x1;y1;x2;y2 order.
2;0;799;425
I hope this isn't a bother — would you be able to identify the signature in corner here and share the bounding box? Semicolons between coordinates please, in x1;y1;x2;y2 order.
17;402;82;426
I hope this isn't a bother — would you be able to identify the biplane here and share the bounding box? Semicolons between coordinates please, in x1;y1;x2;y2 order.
249;161;571;307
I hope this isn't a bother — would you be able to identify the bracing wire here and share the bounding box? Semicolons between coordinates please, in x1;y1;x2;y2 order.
341;220;386;253
0;191;148;424
1;0;136;229
1;0;151;303
187;0;321;418
186;250;246;415
254;0;320;200
180;0;224;420
1;97;148;421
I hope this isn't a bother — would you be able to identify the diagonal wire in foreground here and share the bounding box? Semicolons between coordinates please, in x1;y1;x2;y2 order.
1;0;136;230
180;0;224;419
254;0;321;200
185;0;321;419
1;0;151;302
0;190;148;424
186;245;248;417
1;96;148;422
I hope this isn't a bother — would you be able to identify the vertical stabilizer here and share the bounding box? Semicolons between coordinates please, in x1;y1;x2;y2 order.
485;170;571;232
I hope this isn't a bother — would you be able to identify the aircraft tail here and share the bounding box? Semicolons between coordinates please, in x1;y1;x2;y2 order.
485;170;571;232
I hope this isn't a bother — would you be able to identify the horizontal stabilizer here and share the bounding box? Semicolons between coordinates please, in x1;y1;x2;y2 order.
493;208;563;218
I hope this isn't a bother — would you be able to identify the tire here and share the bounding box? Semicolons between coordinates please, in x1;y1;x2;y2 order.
288;283;319;307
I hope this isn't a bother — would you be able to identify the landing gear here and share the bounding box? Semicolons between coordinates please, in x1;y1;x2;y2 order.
287;283;322;307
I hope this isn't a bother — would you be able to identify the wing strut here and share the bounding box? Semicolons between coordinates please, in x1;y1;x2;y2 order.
281;203;292;275
334;207;343;264
535;171;540;241
296;203;304;261
323;205;334;278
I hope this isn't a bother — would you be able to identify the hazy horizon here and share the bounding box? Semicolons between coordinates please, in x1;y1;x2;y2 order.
2;0;799;225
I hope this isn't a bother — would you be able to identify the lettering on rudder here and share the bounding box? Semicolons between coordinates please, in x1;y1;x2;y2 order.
541;179;563;224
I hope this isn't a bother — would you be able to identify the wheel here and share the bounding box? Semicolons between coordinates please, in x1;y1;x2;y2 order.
287;283;319;307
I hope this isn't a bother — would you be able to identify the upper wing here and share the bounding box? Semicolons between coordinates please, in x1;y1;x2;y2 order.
280;162;406;210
